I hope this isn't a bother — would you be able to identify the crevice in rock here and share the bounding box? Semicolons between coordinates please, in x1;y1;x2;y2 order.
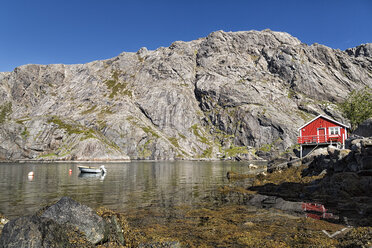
171;68;186;84
135;103;159;128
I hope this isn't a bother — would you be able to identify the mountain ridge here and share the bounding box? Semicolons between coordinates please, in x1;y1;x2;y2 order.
0;29;371;161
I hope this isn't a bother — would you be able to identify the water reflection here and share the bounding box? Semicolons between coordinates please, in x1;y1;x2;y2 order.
0;161;265;219
78;172;106;181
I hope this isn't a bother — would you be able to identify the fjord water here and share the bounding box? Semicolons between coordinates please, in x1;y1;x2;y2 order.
0;161;263;219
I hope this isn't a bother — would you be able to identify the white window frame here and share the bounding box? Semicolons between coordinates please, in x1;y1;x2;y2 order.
328;127;340;136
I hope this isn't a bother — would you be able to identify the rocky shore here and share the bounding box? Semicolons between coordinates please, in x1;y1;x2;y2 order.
217;136;372;225
0;197;181;248
1;126;371;247
1;196;371;248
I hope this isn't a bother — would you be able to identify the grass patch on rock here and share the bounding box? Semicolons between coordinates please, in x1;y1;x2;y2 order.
47;116;121;152
104;70;133;99
190;124;209;145
168;137;180;148
141;126;160;139
0;102;12;124
81;105;97;115
224;145;249;157
21;127;29;139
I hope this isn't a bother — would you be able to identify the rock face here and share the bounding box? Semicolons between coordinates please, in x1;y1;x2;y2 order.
0;30;371;161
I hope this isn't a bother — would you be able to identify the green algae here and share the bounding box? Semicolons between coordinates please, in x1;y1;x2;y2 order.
121;204;352;248
252;165;325;187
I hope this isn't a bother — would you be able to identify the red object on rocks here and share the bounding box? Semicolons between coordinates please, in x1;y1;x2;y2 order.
302;202;327;213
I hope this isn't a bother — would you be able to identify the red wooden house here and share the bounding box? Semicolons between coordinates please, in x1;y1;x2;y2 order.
297;115;349;158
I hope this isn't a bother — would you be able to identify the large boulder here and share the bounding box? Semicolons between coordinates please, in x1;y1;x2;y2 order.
41;197;105;244
0;215;91;248
327;145;351;161
0;197;134;247
301;147;328;165
304;138;372;176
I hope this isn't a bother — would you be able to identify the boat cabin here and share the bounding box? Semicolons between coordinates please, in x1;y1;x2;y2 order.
297;115;349;157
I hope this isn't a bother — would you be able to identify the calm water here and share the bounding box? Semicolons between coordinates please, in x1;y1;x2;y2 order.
0;161;264;218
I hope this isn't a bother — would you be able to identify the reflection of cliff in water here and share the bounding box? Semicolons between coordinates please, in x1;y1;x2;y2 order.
0;161;265;218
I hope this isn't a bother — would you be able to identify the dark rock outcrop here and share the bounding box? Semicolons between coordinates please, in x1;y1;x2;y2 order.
303;138;372;176
353;118;372;137
41;197;106;244
0;197;106;247
0;30;371;161
251;138;372;226
0;215;91;248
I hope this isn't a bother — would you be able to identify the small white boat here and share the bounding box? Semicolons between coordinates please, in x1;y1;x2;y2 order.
78;165;106;174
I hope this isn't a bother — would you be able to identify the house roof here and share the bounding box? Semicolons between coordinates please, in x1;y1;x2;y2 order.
297;115;350;131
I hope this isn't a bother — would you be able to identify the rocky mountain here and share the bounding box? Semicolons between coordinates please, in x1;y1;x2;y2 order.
0;30;371;161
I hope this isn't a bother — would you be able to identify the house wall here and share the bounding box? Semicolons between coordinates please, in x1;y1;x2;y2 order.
299;117;347;138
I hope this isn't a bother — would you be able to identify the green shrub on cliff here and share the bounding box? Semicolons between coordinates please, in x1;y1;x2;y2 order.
339;87;372;131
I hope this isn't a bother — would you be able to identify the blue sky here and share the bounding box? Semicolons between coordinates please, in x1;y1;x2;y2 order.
1;0;371;72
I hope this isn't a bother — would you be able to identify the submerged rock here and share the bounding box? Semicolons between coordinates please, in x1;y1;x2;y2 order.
247;194;303;213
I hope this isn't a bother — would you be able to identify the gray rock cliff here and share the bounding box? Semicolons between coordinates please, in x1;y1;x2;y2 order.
0;30;371;161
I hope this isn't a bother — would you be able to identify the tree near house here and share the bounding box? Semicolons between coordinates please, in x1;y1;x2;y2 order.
339;87;372;131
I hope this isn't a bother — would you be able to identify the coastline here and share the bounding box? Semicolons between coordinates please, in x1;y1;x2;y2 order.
0;158;267;164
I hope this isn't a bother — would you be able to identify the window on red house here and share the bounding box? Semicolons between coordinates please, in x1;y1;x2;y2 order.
329;127;340;135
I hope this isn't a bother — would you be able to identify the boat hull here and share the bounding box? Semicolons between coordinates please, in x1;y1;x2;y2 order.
78;166;103;174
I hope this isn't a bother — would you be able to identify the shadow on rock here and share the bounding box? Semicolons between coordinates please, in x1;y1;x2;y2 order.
250;137;372;226
248;171;372;226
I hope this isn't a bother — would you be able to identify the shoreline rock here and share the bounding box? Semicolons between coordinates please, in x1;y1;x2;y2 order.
0;197;106;247
0;197;183;248
249;137;372;226
41;197;106;244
